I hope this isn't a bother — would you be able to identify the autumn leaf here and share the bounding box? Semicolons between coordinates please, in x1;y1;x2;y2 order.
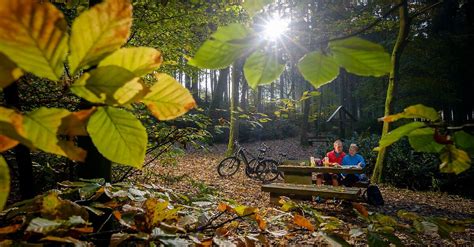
69;0;132;74
58;108;96;136
0;53;23;88
293;214;315;231
0;0;68;80
0;135;18;152
352;202;368;218
142;73;196;120
254;213;267;230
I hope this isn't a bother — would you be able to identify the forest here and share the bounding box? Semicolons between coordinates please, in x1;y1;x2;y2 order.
0;0;473;246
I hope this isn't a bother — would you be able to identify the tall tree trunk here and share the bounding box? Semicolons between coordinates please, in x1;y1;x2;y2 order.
209;68;229;116
77;0;112;182
226;61;241;156
205;70;209;103
256;87;263;112
3;82;35;200
191;71;199;104
299;81;311;146
241;77;248;111
279;73;285;99
372;0;410;183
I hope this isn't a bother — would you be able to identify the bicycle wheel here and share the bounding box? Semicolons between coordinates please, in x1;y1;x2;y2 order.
256;159;279;182
245;158;259;179
217;157;241;177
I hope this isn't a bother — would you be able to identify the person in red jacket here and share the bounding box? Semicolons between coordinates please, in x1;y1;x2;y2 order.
316;139;346;186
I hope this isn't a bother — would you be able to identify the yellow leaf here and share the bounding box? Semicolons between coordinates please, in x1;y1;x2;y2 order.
0;53;23;88
23;107;86;161
69;0;132;74
0;0;67;80
71;66;146;105
142;73;196;120
293;214;315;231
0;155;10;211
99;47;163;76
234;205;257;216
144;198;178;230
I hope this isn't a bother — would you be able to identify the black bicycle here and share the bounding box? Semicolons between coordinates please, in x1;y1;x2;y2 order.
255;151;287;183
217;142;275;180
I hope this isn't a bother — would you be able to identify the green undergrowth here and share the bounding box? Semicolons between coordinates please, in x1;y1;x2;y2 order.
0;180;471;246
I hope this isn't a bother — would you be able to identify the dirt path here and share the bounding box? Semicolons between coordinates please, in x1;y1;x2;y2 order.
141;138;474;245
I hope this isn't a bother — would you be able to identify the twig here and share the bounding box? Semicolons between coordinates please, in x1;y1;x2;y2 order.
410;1;443;20
328;2;404;42
96;212;113;233
193;211;226;232
199;212;256;232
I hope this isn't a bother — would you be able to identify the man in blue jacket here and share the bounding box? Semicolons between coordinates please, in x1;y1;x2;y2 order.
341;143;367;186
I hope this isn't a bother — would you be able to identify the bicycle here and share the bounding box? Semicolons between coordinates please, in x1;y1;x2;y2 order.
255;151;288;183
217;142;275;180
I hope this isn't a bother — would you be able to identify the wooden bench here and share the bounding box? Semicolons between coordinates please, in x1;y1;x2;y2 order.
261;183;362;204
261;161;368;203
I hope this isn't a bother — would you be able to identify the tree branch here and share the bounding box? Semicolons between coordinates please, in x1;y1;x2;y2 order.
329;2;404;42
410;1;443;20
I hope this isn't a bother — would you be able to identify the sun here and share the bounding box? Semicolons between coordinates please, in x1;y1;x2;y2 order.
262;16;289;41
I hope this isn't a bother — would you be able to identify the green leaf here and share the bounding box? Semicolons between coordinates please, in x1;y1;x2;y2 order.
397;210;420;221
188;24;252;69
23;107;86;161
382;104;439;122
378;232;404;247
0;155;10;211
87;107;147;168
319;232;351;247
142;73;196;120
297;51;339;88
439;145;471;174
329;37;390;77
0;0;68;80
378;122;426;149
408;128;444;153
367;232;389;247
244;50;285;89
242;0;272;17
71;66;146;105
98;47;163;76
69;0;132;74
453;131;474;155
26;218;62;234
0;53;23;89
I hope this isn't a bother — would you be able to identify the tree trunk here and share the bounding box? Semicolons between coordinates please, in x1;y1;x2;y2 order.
372;0;410;183
226;61;241;156
209;68;229;116
241;77;248;111
299;81;311;146
77;0;112;182
3;82;35;200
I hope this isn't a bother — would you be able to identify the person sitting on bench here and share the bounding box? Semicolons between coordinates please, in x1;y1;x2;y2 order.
316;139;345;186
341;143;367;187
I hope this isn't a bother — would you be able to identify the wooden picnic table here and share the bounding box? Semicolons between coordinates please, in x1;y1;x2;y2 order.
261;159;368;204
279;160;364;185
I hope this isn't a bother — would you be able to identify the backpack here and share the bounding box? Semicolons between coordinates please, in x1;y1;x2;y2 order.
365;184;384;206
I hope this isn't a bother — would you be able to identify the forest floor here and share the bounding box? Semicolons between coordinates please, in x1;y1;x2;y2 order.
143;138;474;246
